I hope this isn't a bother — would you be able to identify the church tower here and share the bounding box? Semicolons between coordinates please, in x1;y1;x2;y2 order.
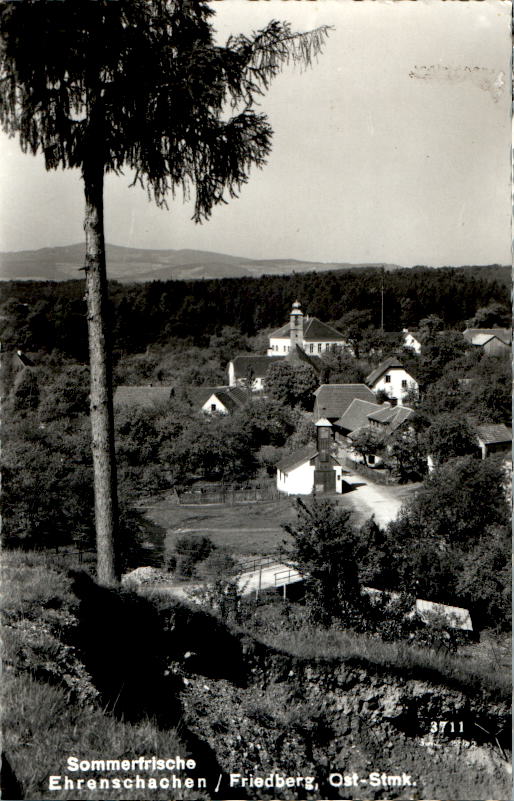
290;300;304;350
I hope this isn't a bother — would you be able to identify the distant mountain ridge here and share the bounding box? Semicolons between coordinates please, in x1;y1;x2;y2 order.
0;242;507;282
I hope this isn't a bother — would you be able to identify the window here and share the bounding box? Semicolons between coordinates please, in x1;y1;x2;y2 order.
318;343;322;353
368;454;375;465
309;344;314;353
401;379;407;388
211;403;217;412
385;374;391;383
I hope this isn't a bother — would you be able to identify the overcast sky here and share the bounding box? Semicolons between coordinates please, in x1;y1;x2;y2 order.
0;0;511;267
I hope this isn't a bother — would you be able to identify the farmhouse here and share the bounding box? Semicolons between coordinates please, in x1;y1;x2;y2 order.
276;418;347;495
185;385;248;415
267;301;346;355
313;383;376;424
365;357;418;406
462;328;511;357
228;346;320;391
339;400;415;467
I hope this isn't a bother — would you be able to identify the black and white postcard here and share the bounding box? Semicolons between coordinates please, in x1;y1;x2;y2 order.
1;0;511;799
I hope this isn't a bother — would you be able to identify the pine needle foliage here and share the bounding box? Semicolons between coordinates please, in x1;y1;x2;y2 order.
0;0;331;221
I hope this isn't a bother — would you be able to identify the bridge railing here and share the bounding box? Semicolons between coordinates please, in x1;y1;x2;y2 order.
236;554;280;575
273;567;302;586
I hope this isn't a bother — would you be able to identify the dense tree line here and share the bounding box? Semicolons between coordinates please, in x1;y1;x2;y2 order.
1;264;509;360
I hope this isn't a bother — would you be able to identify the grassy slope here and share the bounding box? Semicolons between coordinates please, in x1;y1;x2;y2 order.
3;550;510;801
1;552;201;801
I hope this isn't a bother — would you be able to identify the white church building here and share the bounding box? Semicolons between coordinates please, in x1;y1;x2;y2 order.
267;301;347;355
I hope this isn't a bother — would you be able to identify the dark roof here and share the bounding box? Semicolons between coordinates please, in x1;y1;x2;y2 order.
366;357;406;386
463;328;511;346
183;385;249;411
303;317;345;341
285;345;321;373
475;424;512;445
230;355;283;378
337;398;383;433
210;386;248;412
367;405;414;430
269;322;290;339
270;317;345;341
114;385;173;408
277;445;318;474
313;384;376;420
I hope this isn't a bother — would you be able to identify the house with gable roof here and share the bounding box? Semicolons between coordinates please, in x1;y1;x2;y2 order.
475;423;512;460
268;301;347;356
337;398;415;467
462;328;511;357
365;357;418;406
313;383;376;424
228;345;321;392
186;385;249;415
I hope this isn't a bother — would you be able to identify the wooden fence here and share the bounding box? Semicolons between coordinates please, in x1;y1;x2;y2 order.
176;485;280;505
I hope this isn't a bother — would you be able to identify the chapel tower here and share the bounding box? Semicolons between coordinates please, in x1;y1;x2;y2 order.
290;300;304;350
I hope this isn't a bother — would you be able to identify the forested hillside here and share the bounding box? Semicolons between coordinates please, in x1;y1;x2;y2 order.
1;265;509;360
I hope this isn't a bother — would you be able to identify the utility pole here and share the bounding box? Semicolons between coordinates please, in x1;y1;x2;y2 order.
380;268;385;331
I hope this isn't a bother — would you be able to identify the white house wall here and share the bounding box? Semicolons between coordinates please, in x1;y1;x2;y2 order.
228;363;264;391
277;461;315;495
201;395;228;415
268;339;348;356
371;369;418;406
403;333;421;354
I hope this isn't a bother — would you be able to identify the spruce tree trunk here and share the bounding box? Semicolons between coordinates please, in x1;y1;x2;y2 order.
83;162;119;586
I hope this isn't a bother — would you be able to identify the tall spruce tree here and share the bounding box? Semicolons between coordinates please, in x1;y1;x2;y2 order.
0;0;329;584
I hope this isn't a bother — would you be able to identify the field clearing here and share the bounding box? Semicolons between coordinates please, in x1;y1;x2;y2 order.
144;479;421;556
146;497;299;556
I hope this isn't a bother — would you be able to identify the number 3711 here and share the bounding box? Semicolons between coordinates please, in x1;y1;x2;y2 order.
430;720;464;734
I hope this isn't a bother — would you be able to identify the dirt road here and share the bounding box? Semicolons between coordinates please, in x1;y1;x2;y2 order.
340;472;418;526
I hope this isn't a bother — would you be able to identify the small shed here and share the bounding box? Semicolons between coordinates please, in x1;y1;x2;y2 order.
475;424;512;459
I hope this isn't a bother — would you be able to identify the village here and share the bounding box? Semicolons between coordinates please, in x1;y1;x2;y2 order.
1;0;511;794
93;298;510;633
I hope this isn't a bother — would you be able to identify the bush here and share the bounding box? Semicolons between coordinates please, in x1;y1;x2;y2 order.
173;534;215;578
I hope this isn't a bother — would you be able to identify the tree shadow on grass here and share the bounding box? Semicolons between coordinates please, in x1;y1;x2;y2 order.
70;570;249;798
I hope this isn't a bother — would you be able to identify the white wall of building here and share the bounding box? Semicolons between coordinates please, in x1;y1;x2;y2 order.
277;461;315;495
267;339;345;356
403;331;422;354
371;369;418;406
228;362;265;391
201;394;229;415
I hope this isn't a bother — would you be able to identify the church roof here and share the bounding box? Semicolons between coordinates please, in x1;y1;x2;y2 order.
270;316;345;341
313;383;376;420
